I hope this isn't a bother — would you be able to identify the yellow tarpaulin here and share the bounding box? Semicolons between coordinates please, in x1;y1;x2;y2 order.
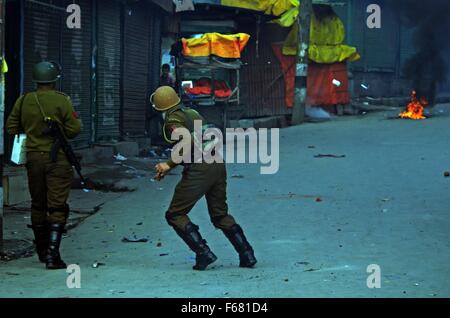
282;14;360;63
221;0;297;16
182;33;251;58
221;0;360;64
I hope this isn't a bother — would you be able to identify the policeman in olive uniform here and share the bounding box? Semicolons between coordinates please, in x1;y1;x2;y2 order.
150;86;257;270
6;62;82;269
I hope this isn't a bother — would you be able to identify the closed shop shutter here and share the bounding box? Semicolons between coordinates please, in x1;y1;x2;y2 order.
148;9;162;97
399;25;417;77
96;0;122;142
122;1;150;137
23;0;92;148
350;0;398;72
23;0;62;93
61;0;93;148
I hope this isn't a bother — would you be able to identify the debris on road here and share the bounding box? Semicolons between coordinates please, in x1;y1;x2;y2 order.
314;154;346;158
296;261;310;266
315;197;322;202
136;222;143;226
159;253;169;257
121;236;149;243
444;171;449;177
156;242;162;247
304;268;320;272
113;153;127;161
92;262;106;268
231;174;244;179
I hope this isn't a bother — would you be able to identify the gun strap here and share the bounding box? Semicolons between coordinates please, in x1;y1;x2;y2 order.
18;93;28;133
33;92;49;121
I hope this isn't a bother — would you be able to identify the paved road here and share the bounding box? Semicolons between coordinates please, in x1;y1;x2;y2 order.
1;106;449;298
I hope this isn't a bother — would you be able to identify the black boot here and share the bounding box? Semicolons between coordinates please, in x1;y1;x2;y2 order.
27;224;49;263
223;224;257;268
174;223;217;270
46;223;67;270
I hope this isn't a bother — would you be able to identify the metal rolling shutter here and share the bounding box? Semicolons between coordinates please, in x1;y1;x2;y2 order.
61;0;92;148
122;1;150;137
96;0;122;142
23;0;62;93
399;25;417;77
148;7;162;97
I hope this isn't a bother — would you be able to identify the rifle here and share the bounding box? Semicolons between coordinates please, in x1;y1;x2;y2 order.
43;118;88;187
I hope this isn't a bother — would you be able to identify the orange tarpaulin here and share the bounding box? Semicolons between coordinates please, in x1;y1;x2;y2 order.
272;44;296;108
182;33;251;58
272;44;350;107
306;62;350;106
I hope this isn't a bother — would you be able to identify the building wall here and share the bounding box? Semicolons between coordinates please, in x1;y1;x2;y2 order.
3;0;165;159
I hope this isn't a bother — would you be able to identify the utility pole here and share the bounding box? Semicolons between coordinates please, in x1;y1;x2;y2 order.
0;0;5;254
291;0;312;125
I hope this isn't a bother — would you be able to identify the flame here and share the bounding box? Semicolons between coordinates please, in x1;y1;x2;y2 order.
399;90;427;120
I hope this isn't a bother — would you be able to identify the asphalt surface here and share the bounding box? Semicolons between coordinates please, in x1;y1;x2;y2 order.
1;105;449;298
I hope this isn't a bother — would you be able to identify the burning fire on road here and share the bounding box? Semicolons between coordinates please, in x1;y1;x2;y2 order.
399;90;428;120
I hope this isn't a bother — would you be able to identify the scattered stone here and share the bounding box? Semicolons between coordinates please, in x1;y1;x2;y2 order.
304;268;319;272
156;242;162;247
314;154;346;159
122;236;148;243
296;261;310;266
92;262;106;268
315;197;322;202
444;171;450;177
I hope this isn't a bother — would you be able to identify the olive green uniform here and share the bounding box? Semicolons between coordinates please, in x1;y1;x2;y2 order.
163;106;237;231
7;90;82;225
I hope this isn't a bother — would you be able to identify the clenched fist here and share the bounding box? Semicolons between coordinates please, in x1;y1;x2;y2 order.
154;162;171;181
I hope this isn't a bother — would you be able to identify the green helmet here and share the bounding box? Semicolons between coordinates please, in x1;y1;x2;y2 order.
32;61;61;83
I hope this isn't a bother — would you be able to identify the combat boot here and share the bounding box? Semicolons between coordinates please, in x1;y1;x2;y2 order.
223;224;257;268
46;223;67;270
28;224;49;263
174;223;217;270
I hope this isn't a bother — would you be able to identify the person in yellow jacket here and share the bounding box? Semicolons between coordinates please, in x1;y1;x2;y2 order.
6;61;82;269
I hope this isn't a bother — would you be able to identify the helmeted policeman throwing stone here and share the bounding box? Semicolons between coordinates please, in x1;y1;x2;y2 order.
150;85;257;270
7;61;82;269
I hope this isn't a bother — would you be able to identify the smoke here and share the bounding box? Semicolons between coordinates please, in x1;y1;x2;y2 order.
388;0;450;104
